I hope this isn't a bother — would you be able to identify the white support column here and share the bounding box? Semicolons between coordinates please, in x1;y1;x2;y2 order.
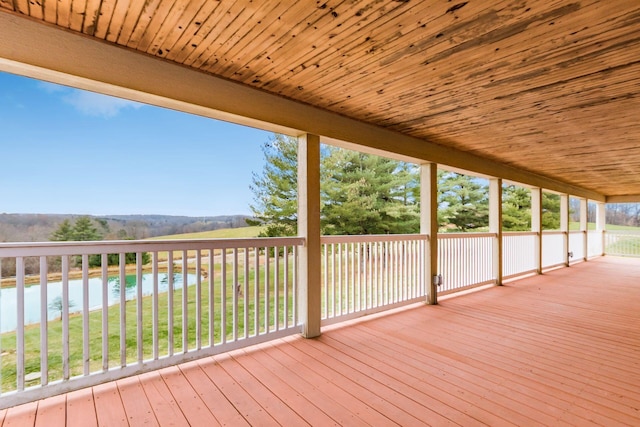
531;188;543;274
560;194;570;266
298;133;321;338
489;179;503;285
420;163;438;305
596;202;606;256
580;198;588;261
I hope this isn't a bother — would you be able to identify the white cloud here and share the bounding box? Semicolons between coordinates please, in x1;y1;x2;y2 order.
63;90;143;118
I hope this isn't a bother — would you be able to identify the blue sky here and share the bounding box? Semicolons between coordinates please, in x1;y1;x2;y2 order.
0;71;274;216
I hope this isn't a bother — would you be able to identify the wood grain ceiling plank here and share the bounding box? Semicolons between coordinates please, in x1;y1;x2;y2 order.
29;0;43;20
199;0;333;75
12;0;29;15
351;3;636;115
307;2;611;113
93;0;117;39
142;0;199;55
42;0;57;23
288;0;532;100
114;0;146;43
134;0;179;52
203;0;300;78
68;0;87;31
188;0;253;68
123;0;161;47
232;0;406;88
146;0;207;57
0;0;14;11
162;0;223;62
196;0;283;72
105;0;131;42
303;1;626;110
175;0;239;65
81;0;101;35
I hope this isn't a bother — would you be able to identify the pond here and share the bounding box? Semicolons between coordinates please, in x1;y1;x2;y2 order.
0;272;200;333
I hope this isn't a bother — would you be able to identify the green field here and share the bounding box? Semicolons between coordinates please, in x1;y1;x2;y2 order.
149;226;264;240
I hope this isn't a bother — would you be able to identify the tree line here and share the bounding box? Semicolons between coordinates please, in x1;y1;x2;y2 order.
248;134;562;236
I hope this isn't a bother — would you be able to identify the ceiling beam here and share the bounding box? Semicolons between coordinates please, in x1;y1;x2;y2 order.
0;11;605;202
606;195;640;203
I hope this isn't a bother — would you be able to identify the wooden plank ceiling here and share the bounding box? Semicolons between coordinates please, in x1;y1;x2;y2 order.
1;0;639;197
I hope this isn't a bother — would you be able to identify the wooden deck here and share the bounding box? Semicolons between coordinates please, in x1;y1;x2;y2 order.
1;256;639;426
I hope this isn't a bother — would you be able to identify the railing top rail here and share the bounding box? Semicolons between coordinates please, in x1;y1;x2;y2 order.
502;231;538;237
438;232;496;239
569;230;587;234
320;234;428;244
605;230;640;234
541;230;566;235
0;236;306;257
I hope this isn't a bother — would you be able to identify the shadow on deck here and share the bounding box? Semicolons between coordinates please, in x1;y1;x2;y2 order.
2;256;639;426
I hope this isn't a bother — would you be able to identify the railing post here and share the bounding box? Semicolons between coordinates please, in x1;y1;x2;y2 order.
489;178;503;285
596;202;606;255
298;133;322;338
580;198;588;261
531;187;543;274
560;194;570;266
420;163;438;305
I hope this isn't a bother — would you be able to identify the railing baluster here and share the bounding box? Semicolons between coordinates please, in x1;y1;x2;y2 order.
136;252;143;363
254;247;260;335
62;255;70;380
274;247;279;331
182;250;188;353
101;254;108;371
323;244;328;319
349;243;355;313
16;257;25;391
283;246;289;329
233;248;239;341
39;256;48;386
221;249;227;344
196;250;202;350
244;248;249;338
264;247;269;333
338;243;343;316
208;249;214;347
82;254;90;376
168;252;174;355
293;245;298;326
152;252;159;360
119;253;126;367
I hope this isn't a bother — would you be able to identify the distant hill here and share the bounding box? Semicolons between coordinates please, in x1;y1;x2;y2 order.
0;213;253;242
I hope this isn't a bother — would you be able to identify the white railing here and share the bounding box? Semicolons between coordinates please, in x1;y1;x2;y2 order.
587;230;603;258
438;233;494;294
320;234;427;324
0;237;303;408
542;231;565;268
569;231;586;262
503;232;537;279
604;230;640;257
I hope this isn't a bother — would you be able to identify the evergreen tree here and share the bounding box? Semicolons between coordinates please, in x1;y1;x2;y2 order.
321;148;419;235
542;193;561;230
248;134;299;237
502;185;531;231
248;135;420;236
438;172;489;231
72;216;103;241
50;219;74;241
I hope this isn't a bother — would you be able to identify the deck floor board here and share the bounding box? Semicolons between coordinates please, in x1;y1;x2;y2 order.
2;257;640;426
